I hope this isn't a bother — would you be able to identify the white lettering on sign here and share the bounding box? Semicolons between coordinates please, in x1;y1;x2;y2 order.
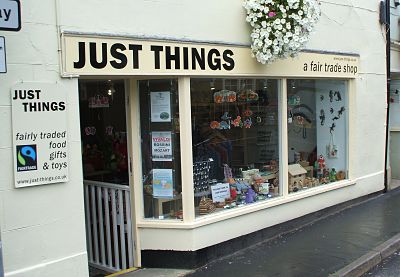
0;0;21;31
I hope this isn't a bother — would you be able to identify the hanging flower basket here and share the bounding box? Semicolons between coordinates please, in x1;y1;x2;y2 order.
243;0;321;64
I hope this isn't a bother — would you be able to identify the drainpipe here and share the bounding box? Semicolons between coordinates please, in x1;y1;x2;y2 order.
384;0;391;192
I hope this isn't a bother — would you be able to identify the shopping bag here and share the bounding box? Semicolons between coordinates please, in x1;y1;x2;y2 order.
326;133;338;158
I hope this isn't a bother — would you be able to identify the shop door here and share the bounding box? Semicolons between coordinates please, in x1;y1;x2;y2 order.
78;80;134;274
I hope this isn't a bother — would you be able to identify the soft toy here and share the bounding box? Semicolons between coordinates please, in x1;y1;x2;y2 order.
245;188;256;203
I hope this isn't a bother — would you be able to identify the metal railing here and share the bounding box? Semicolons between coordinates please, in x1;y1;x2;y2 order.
84;180;134;273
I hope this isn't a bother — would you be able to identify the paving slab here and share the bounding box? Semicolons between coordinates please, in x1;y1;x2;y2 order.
118;268;193;277
187;188;400;277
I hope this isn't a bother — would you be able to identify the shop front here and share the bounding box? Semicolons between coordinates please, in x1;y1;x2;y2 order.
60;33;379;269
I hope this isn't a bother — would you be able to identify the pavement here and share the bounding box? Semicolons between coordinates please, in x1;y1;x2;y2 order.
363;250;400;276
113;187;400;277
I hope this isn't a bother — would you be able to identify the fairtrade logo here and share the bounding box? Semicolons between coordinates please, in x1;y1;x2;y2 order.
16;145;37;172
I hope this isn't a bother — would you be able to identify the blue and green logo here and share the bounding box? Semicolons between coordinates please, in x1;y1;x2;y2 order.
16;145;37;172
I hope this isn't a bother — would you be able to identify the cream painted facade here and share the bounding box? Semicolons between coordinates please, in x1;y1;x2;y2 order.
0;1;387;276
390;0;400;75
389;0;400;186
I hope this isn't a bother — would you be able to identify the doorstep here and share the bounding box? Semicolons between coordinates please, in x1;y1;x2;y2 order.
113;268;193;277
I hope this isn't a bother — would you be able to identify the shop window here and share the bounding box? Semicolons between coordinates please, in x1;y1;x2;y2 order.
287;79;348;193
139;79;183;220
79;80;129;185
191;78;280;217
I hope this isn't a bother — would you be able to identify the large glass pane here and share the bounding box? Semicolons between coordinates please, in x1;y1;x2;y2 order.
191;78;280;217
287;79;348;193
79;80;129;185
139;79;182;220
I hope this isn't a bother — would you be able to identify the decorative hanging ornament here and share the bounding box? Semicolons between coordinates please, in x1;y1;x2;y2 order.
219;121;230;130
214;90;237;103
232;116;243;127
221;112;231;121
243;0;321;64
85;126;96;136
243;109;253;117
105;126;114;136
244;118;252;128
210;121;220;129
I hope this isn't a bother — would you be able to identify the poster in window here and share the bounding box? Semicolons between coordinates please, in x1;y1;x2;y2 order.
151;91;171;122
152;169;174;198
211;183;230;203
151;131;173;161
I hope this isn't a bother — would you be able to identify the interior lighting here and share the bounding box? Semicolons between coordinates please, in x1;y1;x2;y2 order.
210;80;215;91
107;81;116;96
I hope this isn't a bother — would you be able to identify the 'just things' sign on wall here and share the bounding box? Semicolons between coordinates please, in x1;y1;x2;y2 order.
61;33;359;78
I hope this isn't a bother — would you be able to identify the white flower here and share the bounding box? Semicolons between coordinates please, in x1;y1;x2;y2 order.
244;0;320;64
261;21;267;28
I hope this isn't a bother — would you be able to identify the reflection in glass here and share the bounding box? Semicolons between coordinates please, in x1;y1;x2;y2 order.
139;79;183;220
191;78;280;217
287;79;348;193
79;80;129;185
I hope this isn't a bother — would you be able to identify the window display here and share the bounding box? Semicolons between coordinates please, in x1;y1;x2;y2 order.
81;78;350;221
139;80;183;220
287;79;348;193
191;78;280;217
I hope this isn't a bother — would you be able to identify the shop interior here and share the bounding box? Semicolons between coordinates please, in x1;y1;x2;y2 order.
287;79;347;193
79;80;129;184
79;79;133;271
190;78;280;216
138;79;183;219
78;78;349;221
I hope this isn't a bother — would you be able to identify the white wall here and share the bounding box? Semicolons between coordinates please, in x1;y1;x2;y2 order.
56;0;387;179
390;0;400;74
140;172;384;251
0;0;387;273
0;0;88;276
390;0;400;43
133;0;386;251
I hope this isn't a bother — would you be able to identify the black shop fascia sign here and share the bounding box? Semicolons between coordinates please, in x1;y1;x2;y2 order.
73;41;236;71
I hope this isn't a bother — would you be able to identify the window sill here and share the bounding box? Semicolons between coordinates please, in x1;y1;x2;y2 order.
136;179;356;229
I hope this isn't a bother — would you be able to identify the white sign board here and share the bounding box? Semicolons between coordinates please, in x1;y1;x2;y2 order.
0;0;21;31
152;169;174;198
211;183;230;203
151;131;172;161
150;91;171;122
11;83;69;188
0;37;5;73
